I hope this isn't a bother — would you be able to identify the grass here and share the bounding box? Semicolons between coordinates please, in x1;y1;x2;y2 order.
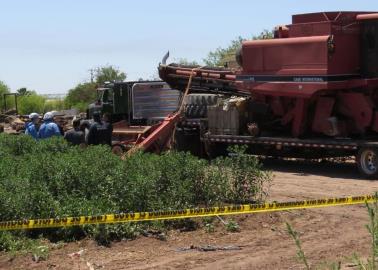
202;217;215;233
225;219;240;232
351;197;378;270
286;222;310;270
286;193;378;270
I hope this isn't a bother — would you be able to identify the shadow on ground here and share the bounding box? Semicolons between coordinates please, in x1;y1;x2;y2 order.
261;158;366;180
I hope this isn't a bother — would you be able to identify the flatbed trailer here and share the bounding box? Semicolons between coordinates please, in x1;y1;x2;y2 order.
204;135;378;178
203;134;359;152
174;118;378;178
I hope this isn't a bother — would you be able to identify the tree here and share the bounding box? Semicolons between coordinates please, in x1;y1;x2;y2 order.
0;81;9;95
64;82;97;111
94;65;126;85
16;87;35;96
64;65;127;112
204;36;245;67
252;29;274;40
203;30;274;67
0;81;10;111
176;58;200;66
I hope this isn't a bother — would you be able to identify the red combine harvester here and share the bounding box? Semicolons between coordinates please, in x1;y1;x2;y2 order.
157;11;378;178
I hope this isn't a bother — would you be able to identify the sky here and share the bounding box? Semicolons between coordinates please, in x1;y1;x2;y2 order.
0;0;377;94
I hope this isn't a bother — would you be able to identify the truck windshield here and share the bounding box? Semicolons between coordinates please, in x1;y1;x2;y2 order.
101;88;113;103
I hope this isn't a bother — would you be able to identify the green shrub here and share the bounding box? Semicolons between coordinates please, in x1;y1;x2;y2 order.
0;134;37;156
0;81;11;111
18;94;46;115
225;219;240;232
0;135;271;248
213;145;271;203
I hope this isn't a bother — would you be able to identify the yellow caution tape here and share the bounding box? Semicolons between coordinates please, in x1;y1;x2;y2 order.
0;194;376;231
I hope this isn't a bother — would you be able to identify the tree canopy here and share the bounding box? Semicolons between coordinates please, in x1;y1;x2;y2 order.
64;82;97;111
0;81;10;111
64;65;127;111
175;58;200;66
203;36;245;67
94;65;127;85
16;87;35;96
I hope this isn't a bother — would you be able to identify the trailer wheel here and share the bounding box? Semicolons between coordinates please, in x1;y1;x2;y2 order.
357;147;378;179
174;127;203;157
204;140;228;159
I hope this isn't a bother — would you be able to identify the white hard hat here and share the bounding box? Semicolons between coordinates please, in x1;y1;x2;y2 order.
43;112;54;120
29;113;40;120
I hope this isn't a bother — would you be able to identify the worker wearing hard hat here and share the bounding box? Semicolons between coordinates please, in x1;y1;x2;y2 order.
25;112;40;139
38;112;61;139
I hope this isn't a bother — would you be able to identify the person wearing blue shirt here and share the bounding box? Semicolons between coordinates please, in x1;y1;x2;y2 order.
25;112;40;139
38;112;61;139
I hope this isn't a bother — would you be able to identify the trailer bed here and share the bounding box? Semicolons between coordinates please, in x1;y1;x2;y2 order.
202;134;361;150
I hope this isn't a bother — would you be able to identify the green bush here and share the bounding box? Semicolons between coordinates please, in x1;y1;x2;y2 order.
0;135;271;248
18;94;46;115
213;145;271;203
0;81;10;111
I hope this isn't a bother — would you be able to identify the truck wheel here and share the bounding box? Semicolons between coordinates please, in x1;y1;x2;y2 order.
357;147;378;179
204;141;228;159
174;127;203;157
112;144;126;156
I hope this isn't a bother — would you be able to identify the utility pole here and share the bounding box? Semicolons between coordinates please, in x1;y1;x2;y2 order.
89;69;95;83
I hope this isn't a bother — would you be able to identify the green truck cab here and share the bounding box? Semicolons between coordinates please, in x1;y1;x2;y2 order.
87;81;180;124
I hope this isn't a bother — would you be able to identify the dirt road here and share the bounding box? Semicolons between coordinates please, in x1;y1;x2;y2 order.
1;160;378;270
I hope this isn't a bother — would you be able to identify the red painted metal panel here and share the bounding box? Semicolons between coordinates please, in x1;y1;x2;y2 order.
292;12;371;24
337;93;373;133
312;97;335;135
357;13;378;21
242;36;329;75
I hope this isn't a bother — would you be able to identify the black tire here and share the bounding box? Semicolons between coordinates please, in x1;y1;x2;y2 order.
184;94;219;119
174;127;203;157
357;147;378;179
204;141;228;159
112;144;126;156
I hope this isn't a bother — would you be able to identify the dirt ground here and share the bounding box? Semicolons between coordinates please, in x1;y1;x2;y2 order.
1;160;378;270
